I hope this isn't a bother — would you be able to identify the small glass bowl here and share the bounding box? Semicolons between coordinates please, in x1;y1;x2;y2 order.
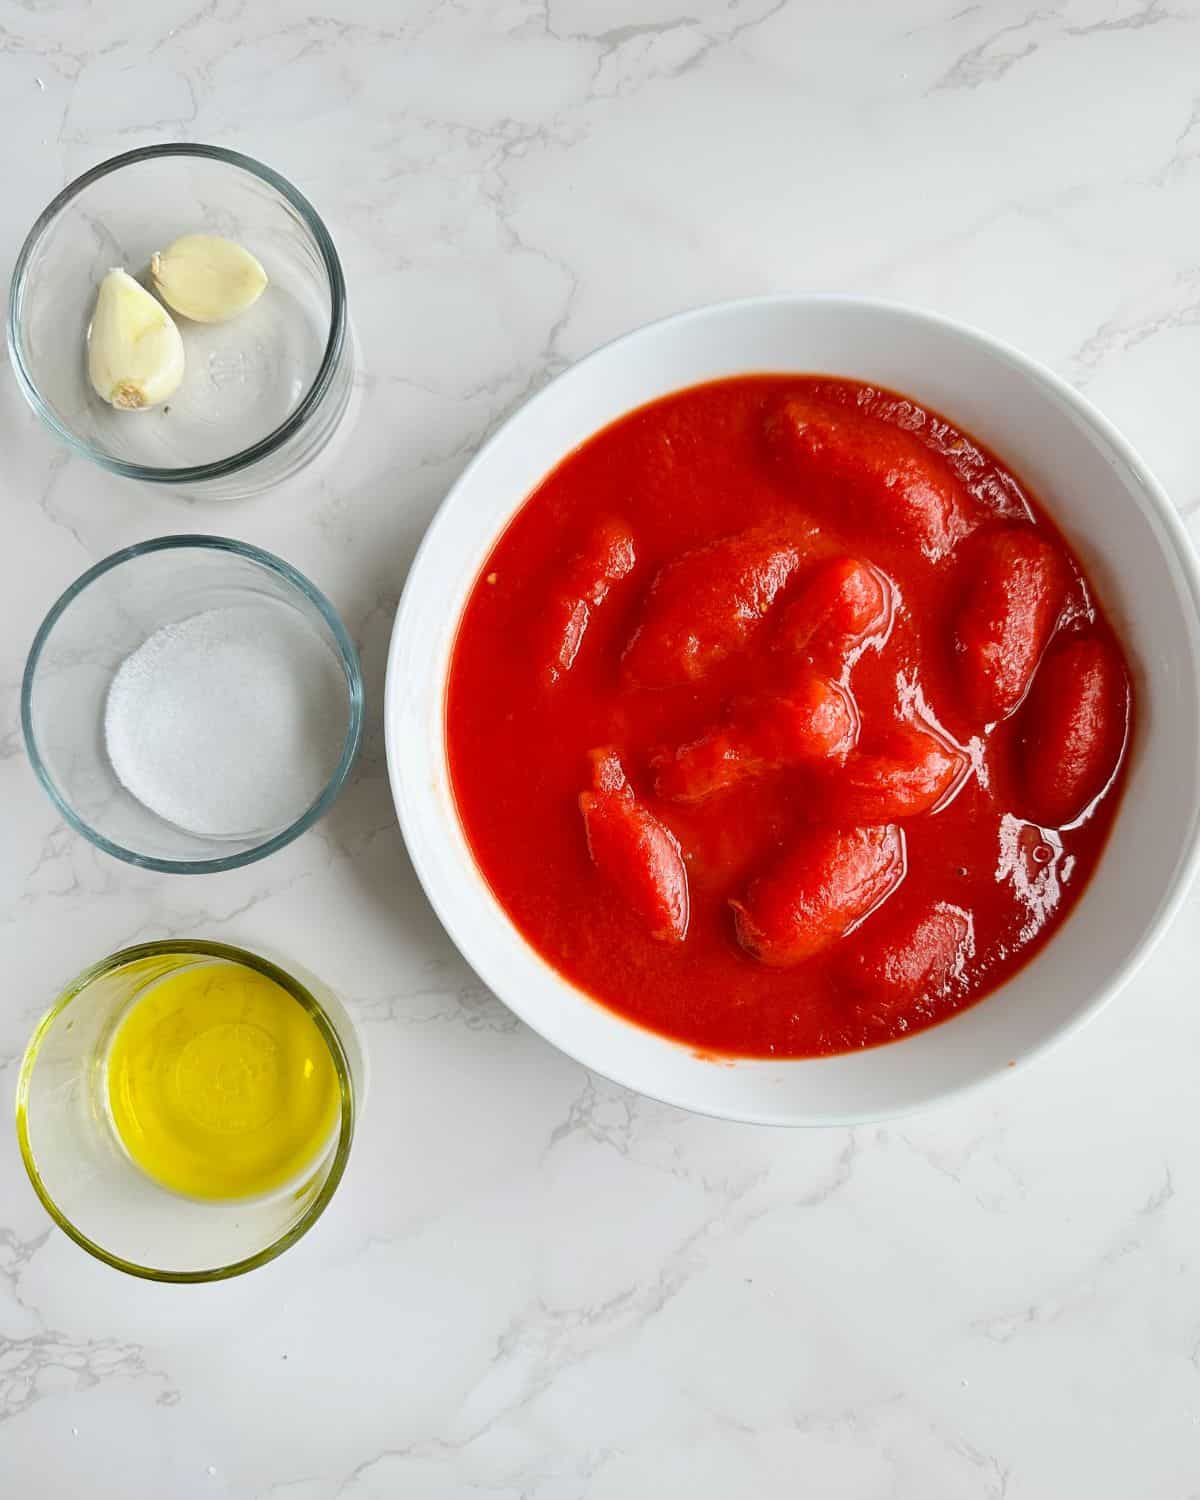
16;941;362;1282
22;535;363;873
7;143;352;500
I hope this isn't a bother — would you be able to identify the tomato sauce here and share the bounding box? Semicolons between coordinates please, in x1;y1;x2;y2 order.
445;377;1133;1058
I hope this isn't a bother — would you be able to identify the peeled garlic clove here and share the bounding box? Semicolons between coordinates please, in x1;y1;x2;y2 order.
87;268;185;411
150;233;268;323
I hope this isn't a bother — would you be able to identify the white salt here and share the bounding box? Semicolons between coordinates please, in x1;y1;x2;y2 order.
104;601;348;840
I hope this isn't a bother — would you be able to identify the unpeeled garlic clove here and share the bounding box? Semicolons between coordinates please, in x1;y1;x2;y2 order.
150;233;268;323
87;268;185;410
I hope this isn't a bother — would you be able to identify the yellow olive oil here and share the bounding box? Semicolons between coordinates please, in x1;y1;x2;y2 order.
105;961;339;1201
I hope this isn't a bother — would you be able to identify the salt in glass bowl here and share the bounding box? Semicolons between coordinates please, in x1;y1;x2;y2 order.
22;535;363;873
7;143;352;500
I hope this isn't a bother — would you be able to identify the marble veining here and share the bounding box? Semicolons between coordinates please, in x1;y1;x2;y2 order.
4;1;1200;1495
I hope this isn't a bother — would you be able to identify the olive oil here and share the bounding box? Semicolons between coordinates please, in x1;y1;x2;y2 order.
105;961;339;1201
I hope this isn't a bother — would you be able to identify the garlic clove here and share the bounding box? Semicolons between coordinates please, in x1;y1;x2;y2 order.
87;268;185;411
150;233;268;324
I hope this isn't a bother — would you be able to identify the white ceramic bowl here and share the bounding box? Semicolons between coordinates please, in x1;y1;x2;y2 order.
385;295;1200;1124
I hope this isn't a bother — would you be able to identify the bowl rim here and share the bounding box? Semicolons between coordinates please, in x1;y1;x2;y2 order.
6;141;347;484
385;292;1200;1124
15;939;356;1282
22;533;364;874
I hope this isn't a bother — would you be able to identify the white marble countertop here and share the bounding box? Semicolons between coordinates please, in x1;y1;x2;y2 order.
3;2;1200;1495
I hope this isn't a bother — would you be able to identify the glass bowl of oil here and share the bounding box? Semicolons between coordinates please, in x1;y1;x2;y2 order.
15;941;362;1281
